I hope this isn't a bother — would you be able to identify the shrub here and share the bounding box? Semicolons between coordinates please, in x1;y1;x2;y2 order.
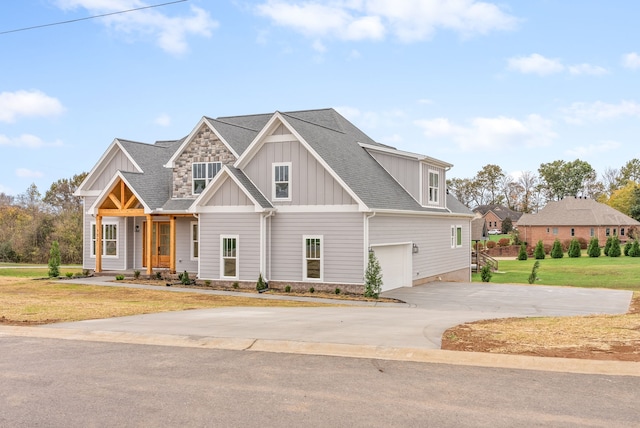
528;260;540;284
517;243;528;260
497;238;510;247
256;273;268;292
335;288;341;295
205;280;211;286
65;272;73;278
624;241;632;256
550;239;563;259
502;217;513;234
364;250;383;299
608;235;621;257
309;287;315;293
82;269;91;276
577;237;588;249
587;237;601;257
179;270;191;285
48;241;61;278
480;263;492;282
485;240;496;249
568;239;581;258
155;272;162;280
115;274;125;281
604;236;612;256
534;240;545;259
284;285;291;293
232;282;239;289
133;270;141;279
629;239;640;257
510;228;522;246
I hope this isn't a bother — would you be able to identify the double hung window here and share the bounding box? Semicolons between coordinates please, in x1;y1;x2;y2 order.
193;162;221;194
221;236;238;278
91;223;118;257
304;236;322;280
273;162;291;201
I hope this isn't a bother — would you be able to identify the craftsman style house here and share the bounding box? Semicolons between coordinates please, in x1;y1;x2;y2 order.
518;196;640;247
75;109;473;292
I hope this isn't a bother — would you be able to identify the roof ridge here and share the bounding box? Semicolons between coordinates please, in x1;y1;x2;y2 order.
281;110;346;134
205;117;263;132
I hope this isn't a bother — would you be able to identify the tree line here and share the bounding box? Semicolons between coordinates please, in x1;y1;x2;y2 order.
0;173;87;264
447;158;640;220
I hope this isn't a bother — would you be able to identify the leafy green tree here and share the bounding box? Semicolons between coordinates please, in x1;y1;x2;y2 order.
476;164;506;205
550;239;564;258
48;241;60;278
517;243;528;260
538;159;597;201
364;250;383;298
587;237;601;257
534;240;545;259
501;217;513;234
568;238;581;258
608;235;621;257
619;158;640;185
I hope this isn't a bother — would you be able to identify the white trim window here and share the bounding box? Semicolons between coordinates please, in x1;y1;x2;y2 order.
191;222;199;260
193;162;222;195
221;235;238;279
91;222;118;257
428;170;439;204
273;162;291;201
303;235;322;281
451;225;463;248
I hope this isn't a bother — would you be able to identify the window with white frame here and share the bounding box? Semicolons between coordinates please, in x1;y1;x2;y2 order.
273;162;291;201
191;222;199;259
428;170;439;204
221;236;238;278
303;236;322;280
451;226;462;248
91;222;118;257
192;162;222;194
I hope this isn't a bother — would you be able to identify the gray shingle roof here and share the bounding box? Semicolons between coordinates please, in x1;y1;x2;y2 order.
225;167;274;209
518;197;640;226
473;204;523;221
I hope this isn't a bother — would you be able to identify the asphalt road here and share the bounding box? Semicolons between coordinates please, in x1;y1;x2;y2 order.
1;337;638;427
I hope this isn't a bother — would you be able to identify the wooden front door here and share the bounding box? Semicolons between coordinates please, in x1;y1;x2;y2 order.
143;222;170;268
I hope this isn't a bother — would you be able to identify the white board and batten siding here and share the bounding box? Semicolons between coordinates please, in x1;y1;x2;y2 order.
209;178;253;206
270;212;364;285
368;151;420;201
422;163;447;209
198;212;261;281
88;149;139;191
369;214;470;288
243;138;355;206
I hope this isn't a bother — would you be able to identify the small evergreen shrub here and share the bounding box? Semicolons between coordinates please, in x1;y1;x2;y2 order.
133;270;141;279
624;241;632;256
205;280;211;286
568;239;581;258
115;274;125;280
534;240;545;259
256;273;268;292
630;239;640;257
550;239;563;259
528;260;540;284
309;287;315;293
587;237;601;257
179;270;191;285
517;243;528;260
480;263;492;282
155;272;163;280
604;236;613;256
335;288;341;295
232;282;239;289
48;241;61;278
608;235;621;257
364;250;383;299
65;272;73;278
284;285;291;293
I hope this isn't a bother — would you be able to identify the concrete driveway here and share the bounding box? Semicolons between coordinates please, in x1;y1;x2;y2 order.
44;280;633;350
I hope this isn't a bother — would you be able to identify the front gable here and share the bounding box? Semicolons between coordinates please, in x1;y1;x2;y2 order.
87;173;149;215
235;114;360;208
75;139;142;196
166;118;239;199
192;166;272;213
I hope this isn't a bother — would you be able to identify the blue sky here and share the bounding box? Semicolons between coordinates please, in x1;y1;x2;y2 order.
2;0;640;196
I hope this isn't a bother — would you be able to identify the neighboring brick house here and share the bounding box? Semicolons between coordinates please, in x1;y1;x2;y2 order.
517;196;640;247
473;204;523;232
75;108;474;293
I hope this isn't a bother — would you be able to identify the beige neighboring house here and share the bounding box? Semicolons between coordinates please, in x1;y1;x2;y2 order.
518;196;640;247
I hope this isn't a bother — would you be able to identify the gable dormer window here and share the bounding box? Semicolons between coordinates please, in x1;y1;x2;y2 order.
273;162;291;201
428;170;439;204
193;162;221;195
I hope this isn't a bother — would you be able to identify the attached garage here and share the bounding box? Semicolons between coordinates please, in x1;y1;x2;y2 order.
371;243;412;292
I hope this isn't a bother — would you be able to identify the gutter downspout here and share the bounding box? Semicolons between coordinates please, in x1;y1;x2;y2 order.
261;210;275;281
364;211;376;276
193;213;200;278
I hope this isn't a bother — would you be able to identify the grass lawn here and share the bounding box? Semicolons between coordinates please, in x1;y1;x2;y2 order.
473;253;640;291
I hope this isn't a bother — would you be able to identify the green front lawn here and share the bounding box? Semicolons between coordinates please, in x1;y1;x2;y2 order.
473;254;640;291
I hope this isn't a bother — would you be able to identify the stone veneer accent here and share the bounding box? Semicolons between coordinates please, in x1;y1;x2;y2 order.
173;124;237;199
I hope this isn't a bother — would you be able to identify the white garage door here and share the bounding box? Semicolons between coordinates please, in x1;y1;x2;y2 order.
371;244;412;292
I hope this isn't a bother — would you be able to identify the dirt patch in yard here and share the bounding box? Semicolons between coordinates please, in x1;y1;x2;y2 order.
442;293;640;362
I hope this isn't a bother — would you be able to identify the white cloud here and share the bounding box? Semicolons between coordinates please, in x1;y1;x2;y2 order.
0;90;65;123
562;100;640;124
414;114;556;151
565;140;621;157
55;1;218;55
16;168;44;179
154;113;171;127
507;54;607;77
0;134;63;149
622;52;640;70
256;0;517;42
507;53;564;76
312;40;327;52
